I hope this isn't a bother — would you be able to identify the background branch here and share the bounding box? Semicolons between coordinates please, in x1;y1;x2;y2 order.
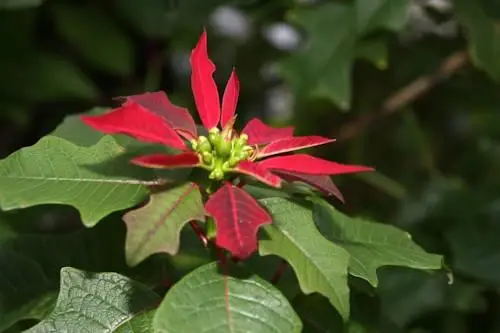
337;50;469;142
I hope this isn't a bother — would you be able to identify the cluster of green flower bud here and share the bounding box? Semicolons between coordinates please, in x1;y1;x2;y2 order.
190;128;254;180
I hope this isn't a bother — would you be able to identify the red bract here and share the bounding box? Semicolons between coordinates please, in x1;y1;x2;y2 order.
81;30;374;259
205;183;271;259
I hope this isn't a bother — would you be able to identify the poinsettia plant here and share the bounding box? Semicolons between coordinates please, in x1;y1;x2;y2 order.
0;30;444;332
81;31;373;259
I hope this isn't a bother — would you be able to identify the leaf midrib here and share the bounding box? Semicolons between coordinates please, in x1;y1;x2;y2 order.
0;175;160;185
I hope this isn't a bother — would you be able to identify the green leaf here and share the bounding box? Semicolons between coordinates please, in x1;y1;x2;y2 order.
153;262;302;332
51;111;193;185
259;198;350;320
0;219;130;332
50;108;111;147
51;4;134;76
123;182;205;267
50;108;141;149
455;0;500;81
0;0;43;9
0;136;153;226
281;3;356;110
356;40;389;70
312;198;443;287
114;309;156;333
27;267;160;333
355;0;410;33
281;1;411;109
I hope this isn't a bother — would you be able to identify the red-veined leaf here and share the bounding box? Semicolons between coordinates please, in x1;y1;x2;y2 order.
234;161;282;187
123;182;204;266
131;152;200;169
205;183;272;259
221;69;239;129
190;30;220;130
259;154;374;175
271;169;344;202
257;136;335;158
81;102;185;150
123;91;197;139
242;118;294;145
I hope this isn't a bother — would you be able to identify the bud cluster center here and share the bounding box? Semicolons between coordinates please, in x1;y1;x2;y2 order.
191;128;254;180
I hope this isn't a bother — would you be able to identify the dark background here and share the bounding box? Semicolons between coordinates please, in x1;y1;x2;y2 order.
1;0;500;332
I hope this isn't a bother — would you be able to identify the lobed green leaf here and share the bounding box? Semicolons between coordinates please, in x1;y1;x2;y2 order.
259;198;351;320
0;136;153;226
312;197;443;286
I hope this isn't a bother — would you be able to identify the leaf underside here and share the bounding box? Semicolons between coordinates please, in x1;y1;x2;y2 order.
26;267;160;333
123;182;205;266
0;219;129;331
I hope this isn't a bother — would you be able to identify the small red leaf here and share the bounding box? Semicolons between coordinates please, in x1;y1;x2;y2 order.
258;136;335;158
271;169;345;202
81;102;185;150
234;161;282;188
205;183;272;259
124;91;197;139
131;152;200;169
242;118;294;145
190;30;220;129
221;69;239;129
259;154;374;175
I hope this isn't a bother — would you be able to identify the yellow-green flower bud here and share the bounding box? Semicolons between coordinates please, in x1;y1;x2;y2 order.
237;151;249;161
209;168;224;180
209;128;220;135
222;161;231;171
227;156;239;168
216;139;232;158
208;132;221;148
202;151;213;164
190;139;198;151
238;134;248;146
197;136;212;152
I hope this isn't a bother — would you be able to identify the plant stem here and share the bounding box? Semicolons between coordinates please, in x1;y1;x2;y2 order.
189;220;208;247
270;260;288;285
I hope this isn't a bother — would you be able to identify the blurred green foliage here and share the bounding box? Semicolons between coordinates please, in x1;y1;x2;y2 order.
1;0;500;332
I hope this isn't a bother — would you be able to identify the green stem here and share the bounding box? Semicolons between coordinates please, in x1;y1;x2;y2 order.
206;217;217;241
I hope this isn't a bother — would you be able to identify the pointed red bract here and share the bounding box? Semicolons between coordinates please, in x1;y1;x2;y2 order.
242;118;294;145
131;152;200;169
259;154;374;175
221;69;239;129
271;170;344;202
190;30;220;129
258;136;335;158
234;161;282;188
124;91;197;139
81;102;185;150
205;183;272;259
